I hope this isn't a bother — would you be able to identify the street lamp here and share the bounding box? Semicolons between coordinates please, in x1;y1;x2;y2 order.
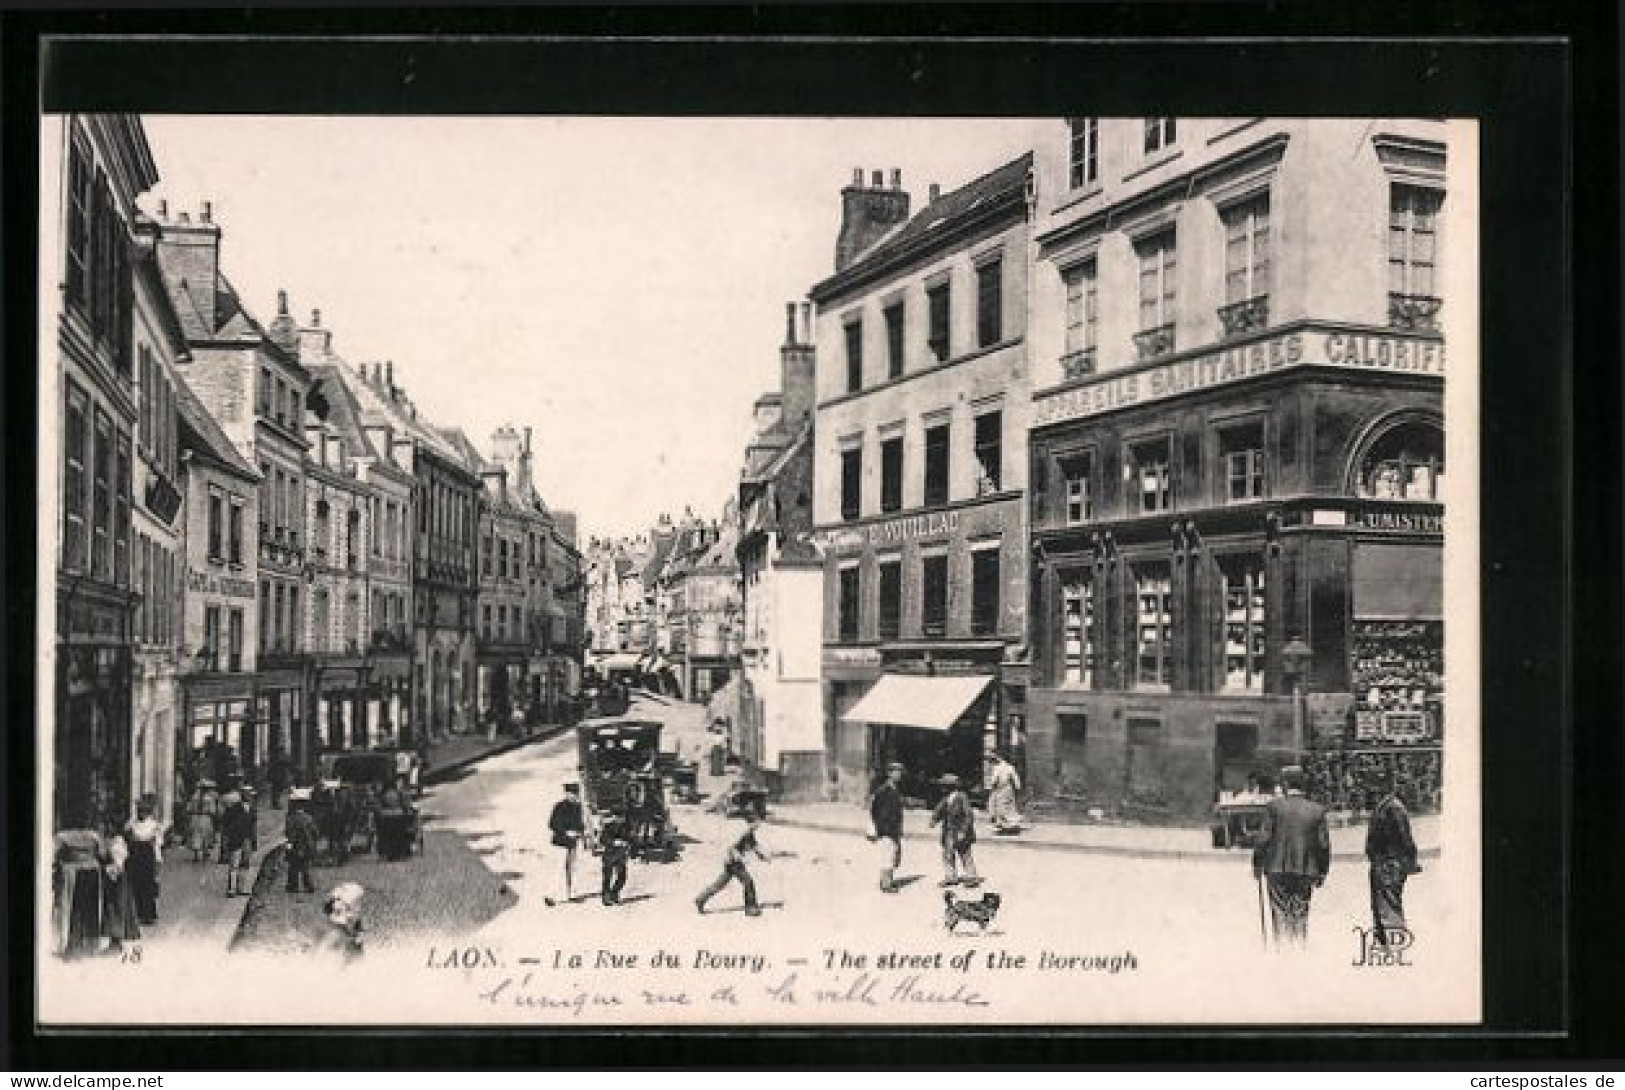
1282;636;1313;758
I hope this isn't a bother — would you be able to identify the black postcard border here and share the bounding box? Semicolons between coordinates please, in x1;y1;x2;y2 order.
3;7;1611;1069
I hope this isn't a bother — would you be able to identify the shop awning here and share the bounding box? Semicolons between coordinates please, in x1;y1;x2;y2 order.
840;674;992;732
594;652;642;671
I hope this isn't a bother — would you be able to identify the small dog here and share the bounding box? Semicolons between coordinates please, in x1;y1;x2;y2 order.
943;888;1002;933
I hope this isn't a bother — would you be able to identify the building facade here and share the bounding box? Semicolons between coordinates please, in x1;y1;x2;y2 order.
155;209;315;781
307;354;416;748
736;302;825;799
129;212;191;825
1024;118;1449;821
46;115;154;833
810;160;1035;804
173;373;262;783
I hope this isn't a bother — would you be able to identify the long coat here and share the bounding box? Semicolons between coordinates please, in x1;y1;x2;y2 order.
1252;793;1331;879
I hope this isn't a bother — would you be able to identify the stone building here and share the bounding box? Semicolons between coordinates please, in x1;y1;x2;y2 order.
349;363;480;741
128;208;192;824
44;114;154;832
809;160;1035;804
1023;118;1450;820
154;207;315;781
736;302;825;799
305;352;416;748
172;372;261;781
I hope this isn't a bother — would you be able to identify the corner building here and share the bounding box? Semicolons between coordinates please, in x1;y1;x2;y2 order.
1025;118;1450;821
810;160;1033;803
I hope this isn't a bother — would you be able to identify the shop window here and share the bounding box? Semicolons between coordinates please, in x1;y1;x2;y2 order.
924;422;951;507
1130;438;1173;513
844;320;864;393
1133;562;1173;689
927;280;951;362
838;565;861;643
1061;573;1095;686
1144;118;1178;155
976;258;1003;348
1068;117;1099;189
228;609;244;672
1061;452;1094;525
63;381;88;572
880;436;903;514
840;447;863;522
885;302;906;379
1358;421;1444;501
921;553;949;637
1220;555;1267;693
1126;718;1167;806
971;548;1001;636
974;410;1002;494
877;559;902;641
1220;423;1266;502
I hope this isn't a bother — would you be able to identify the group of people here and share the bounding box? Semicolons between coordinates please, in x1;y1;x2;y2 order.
866;751;1025;894
179;778;261;896
1250;765;1422;949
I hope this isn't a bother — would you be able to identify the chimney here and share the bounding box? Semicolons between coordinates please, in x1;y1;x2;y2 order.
780;299;816;427
311;308;322;327
267;289;300;358
835;167;911;272
153;206;224;332
201;201;213;224
385;361;394;388
890;168;902;189
298;307;332;362
157;199;167;219
928;183;941;203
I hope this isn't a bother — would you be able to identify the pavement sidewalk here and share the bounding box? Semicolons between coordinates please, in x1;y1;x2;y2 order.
135;804;286;952
766;798;1442;864
421;720;576;785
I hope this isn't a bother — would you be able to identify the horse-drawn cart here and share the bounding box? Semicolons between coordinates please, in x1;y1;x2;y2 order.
576;720;680;861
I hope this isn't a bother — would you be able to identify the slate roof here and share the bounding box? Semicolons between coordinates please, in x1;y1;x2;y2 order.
309;364;384;464
811;152;1033;301
174;369;258;480
160;259;305;374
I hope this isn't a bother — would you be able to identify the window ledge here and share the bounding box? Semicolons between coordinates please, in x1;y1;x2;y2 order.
1121;147;1185;185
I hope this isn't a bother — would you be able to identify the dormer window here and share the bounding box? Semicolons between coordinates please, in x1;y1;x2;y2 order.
1144;118;1178;155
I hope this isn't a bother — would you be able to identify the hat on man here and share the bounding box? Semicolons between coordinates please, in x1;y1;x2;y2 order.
937;773;961;787
564;783;580;795
288;787;313;802
886;761;905;773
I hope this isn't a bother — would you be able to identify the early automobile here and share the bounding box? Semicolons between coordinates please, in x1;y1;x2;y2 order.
314;750;423;861
575;720;679;861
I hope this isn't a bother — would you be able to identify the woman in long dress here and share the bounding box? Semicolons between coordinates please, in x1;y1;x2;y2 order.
100;833;141;950
123;799;164;925
986;753;1024;833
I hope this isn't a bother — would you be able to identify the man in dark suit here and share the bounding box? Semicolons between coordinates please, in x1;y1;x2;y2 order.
869;762;906;893
1252;765;1332;946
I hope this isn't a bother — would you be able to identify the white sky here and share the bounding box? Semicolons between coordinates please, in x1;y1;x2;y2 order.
140;116;1047;541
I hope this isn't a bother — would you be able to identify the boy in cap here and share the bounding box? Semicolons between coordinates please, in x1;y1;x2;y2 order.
696;812;770;917
598;813;631;906
869;761;906;893
929;773;978;886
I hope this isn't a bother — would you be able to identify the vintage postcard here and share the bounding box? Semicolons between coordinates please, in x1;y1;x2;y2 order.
36;103;1481;1026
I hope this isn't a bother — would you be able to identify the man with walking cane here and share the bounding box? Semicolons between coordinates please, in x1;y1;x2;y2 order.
1251;766;1331;947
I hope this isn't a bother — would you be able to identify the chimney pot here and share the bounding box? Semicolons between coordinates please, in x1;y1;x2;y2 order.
784;301;797;344
928;183;941;203
871;169;884;187
312;308;322;327
277;290;289;316
177;211;191;224
385;361;394;386
800;302;812;344
890;168;902;189
852;168;864;186
201;201;212;224
157;199;168;219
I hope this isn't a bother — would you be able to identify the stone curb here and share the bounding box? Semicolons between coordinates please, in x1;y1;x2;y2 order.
229;723;576;949
767;814;1443;865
